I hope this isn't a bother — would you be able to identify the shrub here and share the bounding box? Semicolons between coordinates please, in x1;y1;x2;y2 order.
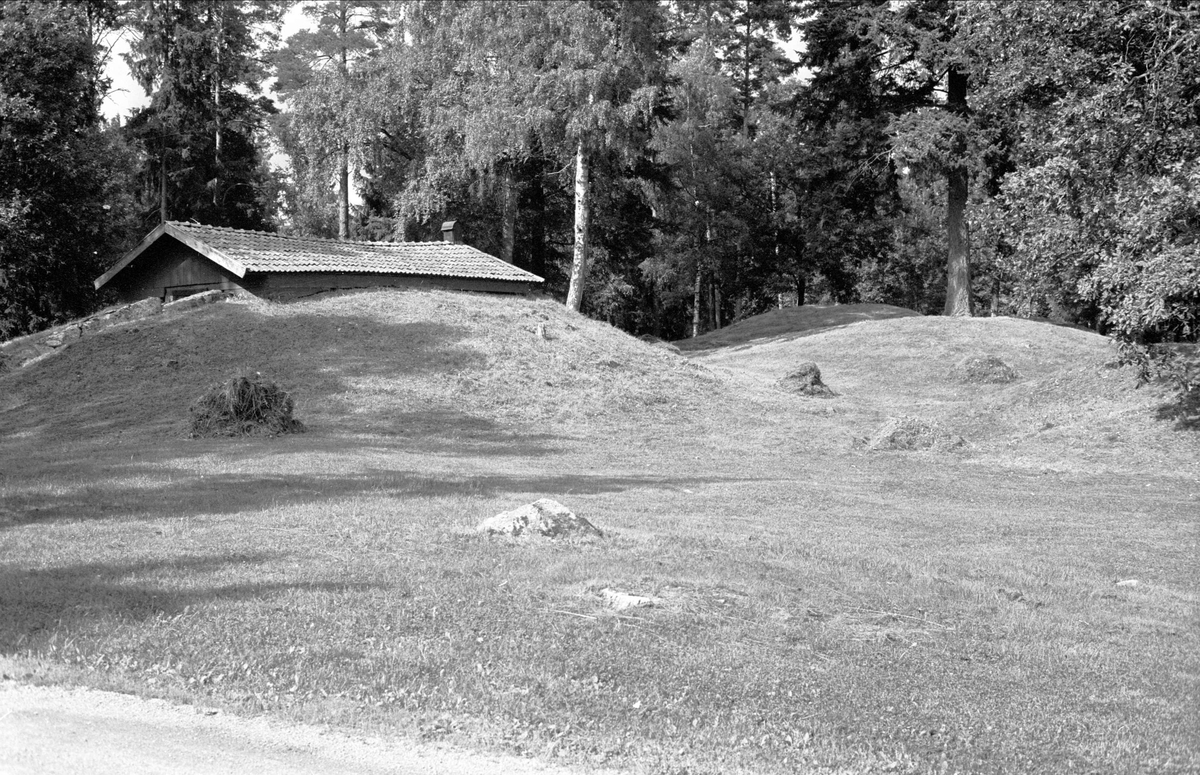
189;371;305;438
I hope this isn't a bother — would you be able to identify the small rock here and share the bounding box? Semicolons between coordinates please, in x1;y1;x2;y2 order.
477;498;603;538
600;588;662;610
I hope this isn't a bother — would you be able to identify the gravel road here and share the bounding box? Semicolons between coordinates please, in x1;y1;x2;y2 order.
0;679;611;775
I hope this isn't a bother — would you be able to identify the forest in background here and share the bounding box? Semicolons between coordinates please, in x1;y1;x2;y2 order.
1;0;1197;351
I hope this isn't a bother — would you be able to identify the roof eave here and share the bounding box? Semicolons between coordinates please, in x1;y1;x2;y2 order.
94;222;248;290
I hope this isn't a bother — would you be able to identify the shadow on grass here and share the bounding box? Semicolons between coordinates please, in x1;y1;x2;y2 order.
675;304;921;352
1154;388;1199;430
1;449;749;528
0;303;489;443
0;552;378;643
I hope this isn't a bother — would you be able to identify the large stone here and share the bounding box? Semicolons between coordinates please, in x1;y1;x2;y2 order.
477;498;603;539
164;290;227;313
82;297;163;333
44;326;82;348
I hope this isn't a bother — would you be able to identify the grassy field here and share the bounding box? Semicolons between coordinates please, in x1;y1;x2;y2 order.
1;289;1197;774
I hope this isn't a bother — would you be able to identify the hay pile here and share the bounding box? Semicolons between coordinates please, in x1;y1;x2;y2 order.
777;362;835;397
858;416;964;452
189;372;305;438
952;355;1019;384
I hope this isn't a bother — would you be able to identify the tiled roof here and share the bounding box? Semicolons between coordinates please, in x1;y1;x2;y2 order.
167;221;542;283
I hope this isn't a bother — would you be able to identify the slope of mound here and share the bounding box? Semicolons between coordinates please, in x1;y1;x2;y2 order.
689;311;1197;470
675;303;921;351
0;289;723;445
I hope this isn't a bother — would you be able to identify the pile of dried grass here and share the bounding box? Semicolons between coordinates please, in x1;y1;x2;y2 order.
858;416;964;452
189;371;305;438
952;355;1019;384
777;361;835;397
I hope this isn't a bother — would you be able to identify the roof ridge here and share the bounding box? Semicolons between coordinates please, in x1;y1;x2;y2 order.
168;220;438;247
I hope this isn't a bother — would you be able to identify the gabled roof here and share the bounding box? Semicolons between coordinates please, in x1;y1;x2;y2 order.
95;221;543;290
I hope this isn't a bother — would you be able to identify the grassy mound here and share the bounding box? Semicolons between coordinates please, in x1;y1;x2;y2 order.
189;372;305;438
0;288;723;444
2;296;1197;775
689;306;1195;471
676;302;920;351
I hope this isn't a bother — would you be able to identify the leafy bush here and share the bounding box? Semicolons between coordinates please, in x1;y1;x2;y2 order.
189;371;305;438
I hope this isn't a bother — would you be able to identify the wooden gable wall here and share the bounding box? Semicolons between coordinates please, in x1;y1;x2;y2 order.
108;238;244;303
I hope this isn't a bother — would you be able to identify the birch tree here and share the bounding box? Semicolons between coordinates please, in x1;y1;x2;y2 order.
392;0;662;310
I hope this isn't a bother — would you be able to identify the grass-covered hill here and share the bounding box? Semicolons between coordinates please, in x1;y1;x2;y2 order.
679;302;1196;473
1;289;1196;775
0;290;726;445
3;289;1189;470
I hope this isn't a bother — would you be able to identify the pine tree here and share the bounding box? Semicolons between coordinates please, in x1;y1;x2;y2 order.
122;0;284;230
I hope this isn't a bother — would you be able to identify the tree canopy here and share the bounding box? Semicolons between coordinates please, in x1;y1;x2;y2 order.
2;0;1197;354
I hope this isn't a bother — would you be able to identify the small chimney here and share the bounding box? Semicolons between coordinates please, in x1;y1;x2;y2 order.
440;220;461;244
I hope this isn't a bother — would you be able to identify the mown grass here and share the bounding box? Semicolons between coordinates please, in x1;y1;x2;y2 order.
1;290;1197;774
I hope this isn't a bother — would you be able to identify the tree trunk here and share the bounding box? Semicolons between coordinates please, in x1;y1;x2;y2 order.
338;143;350;240
692;268;702;338
500;164;516;264
213;3;223;173
160;152;168;224
796;273;806;307
944;66;972;317
337;2;350;241
528;162;546;278
566;141;590;311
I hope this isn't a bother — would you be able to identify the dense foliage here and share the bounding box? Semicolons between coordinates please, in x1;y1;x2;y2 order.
0;0;139;338
1;0;1197;348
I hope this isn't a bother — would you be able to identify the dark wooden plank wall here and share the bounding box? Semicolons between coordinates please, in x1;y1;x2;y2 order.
248;272;534;299
111;241;243;303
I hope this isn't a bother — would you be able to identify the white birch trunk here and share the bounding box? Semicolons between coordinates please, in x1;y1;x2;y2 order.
566;141;590;311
